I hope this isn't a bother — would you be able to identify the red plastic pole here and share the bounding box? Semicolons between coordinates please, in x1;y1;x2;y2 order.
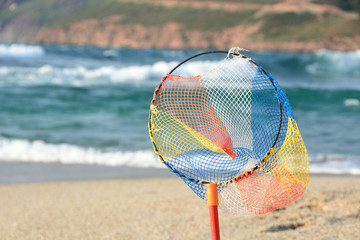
207;183;220;240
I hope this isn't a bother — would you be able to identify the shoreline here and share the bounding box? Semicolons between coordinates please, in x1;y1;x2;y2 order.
0;161;171;184
0;161;358;184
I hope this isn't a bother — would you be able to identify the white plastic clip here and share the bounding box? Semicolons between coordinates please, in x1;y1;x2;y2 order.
227;47;248;58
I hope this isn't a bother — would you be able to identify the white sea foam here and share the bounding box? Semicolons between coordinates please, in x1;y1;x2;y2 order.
0;136;359;175
0;60;221;87
58;60;219;83
309;154;360;175
103;49;118;57
0;137;163;168
310;161;360;175
344;98;360;107
299;49;360;90
306;49;360;78
0;44;45;57
1;45;360;90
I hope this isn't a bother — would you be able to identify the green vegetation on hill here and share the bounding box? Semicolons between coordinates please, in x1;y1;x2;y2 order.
255;12;360;42
1;0;256;31
208;0;281;3
60;1;255;31
1;0;359;35
0;0;97;25
257;12;318;41
313;0;360;13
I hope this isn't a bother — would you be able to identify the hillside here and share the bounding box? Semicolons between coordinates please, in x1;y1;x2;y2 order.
0;0;360;51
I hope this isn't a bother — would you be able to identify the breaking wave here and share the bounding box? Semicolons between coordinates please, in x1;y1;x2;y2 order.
0;137;162;168
0;44;45;58
0;136;359;174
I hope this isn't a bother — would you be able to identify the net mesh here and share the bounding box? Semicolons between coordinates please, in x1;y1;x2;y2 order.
149;49;309;214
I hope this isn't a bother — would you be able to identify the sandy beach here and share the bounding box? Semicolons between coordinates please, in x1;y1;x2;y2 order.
0;175;359;240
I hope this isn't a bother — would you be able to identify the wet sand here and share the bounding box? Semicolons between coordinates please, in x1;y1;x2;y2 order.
0;175;359;239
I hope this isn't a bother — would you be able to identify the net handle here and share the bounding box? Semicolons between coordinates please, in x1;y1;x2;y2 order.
207;183;220;240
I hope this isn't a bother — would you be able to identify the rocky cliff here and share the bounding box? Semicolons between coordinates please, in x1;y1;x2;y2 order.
1;0;360;51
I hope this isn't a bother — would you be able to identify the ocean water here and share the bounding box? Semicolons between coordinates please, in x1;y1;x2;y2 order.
0;43;359;175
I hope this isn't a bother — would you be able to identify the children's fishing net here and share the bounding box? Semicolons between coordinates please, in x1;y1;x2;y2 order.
149;48;309;215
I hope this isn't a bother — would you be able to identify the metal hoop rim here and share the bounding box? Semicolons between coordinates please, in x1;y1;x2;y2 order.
148;50;283;186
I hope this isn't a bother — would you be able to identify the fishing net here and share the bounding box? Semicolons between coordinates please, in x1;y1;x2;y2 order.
149;48;309;215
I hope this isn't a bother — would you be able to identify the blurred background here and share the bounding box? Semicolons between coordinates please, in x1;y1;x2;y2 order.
0;0;359;182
